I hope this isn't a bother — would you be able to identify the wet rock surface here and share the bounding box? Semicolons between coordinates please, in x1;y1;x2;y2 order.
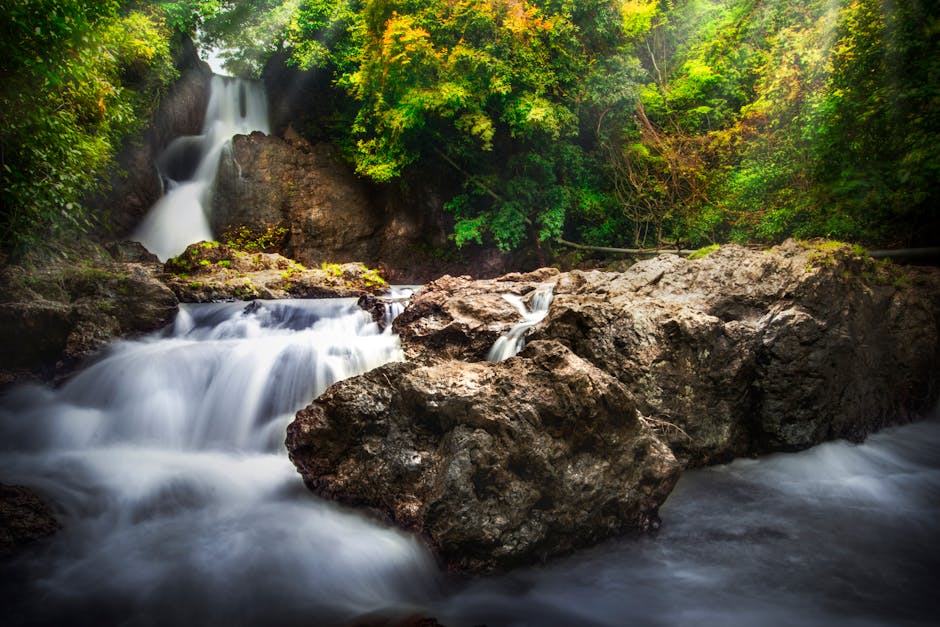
288;339;680;572
0;483;61;558
392;268;561;363
288;241;940;571
0;484;60;557
0;242;179;383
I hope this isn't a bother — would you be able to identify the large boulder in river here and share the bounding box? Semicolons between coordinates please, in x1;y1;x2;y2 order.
287;340;680;572
395;241;940;465
288;240;940;570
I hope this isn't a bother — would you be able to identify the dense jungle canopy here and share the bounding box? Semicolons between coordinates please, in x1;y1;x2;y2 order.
1;0;938;259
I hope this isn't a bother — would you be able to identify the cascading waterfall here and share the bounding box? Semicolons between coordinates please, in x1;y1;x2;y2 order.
0;296;441;626
487;286;554;362
133;75;270;261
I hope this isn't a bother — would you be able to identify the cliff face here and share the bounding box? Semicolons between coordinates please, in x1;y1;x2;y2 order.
211;132;382;267
287;242;940;571
210;130;516;283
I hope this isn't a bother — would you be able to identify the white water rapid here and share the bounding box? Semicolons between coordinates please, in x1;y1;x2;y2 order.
487;287;554;362
2;299;938;626
133;75;270;261
0;298;442;626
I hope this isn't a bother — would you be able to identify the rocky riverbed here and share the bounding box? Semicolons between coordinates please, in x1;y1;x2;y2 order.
287;240;940;572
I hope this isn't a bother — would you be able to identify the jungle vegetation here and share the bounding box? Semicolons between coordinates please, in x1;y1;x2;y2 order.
2;0;937;258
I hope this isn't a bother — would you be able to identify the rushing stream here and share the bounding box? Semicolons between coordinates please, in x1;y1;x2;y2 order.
1;298;937;626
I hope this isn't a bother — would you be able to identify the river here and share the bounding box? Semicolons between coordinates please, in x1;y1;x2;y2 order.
0;298;937;626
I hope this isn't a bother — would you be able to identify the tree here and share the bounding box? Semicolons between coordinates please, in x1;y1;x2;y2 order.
0;1;178;258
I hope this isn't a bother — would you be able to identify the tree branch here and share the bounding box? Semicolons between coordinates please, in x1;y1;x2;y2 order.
557;238;697;255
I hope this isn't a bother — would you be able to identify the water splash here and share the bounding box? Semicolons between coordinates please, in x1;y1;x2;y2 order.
133;76;270;261
487;286;554;362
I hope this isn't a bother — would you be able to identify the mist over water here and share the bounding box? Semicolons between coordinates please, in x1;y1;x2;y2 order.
1;299;937;626
133;75;270;261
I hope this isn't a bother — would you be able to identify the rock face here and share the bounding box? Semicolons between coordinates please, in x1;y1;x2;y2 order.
0;242;179;383
210;131;521;283
212;132;383;267
287;340;680;572
287;241;940;571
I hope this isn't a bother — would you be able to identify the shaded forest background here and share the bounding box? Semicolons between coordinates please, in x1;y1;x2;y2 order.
2;0;938;260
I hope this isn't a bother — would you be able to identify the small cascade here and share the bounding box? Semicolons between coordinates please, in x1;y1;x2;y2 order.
133;75;270;261
0;297;439;625
381;287;416;331
487;286;554;362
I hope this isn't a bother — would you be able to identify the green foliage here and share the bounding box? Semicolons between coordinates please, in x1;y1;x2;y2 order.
0;1;180;259
619;0;940;248
688;243;719;260
197;0;302;77
4;0;934;260
303;0;642;250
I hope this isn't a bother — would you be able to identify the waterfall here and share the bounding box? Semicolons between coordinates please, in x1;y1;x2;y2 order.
0;298;439;626
487;286;554;362
133;76;270;261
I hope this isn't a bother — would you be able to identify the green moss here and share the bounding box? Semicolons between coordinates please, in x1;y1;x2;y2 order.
360;266;387;290
321;262;343;278
688;244;720;260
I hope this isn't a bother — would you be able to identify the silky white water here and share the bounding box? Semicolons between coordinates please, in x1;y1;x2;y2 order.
0;299;441;626
133;75;270;260
1;300;938;626
487;287;554;362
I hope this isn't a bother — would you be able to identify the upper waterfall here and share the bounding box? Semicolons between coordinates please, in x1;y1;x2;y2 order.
133;75;270;261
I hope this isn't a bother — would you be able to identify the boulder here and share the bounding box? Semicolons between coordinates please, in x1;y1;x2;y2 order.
0;242;179;383
392;268;560;362
287;241;940;571
393;241;940;465
287;340;680;572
